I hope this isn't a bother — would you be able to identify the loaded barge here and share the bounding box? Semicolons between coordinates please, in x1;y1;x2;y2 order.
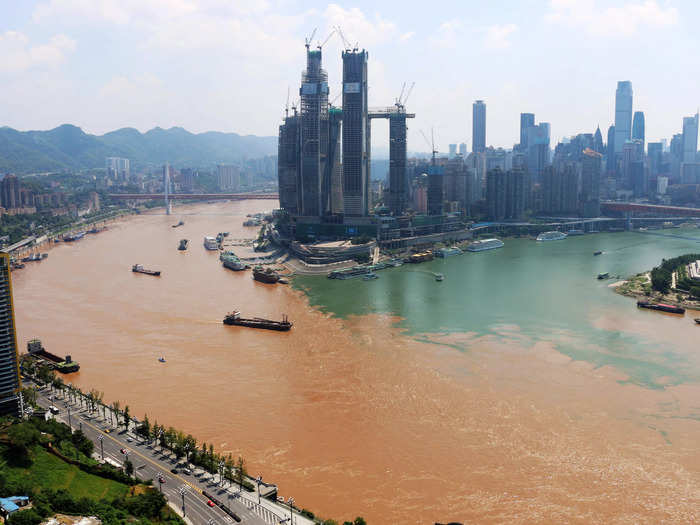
27;339;80;373
132;264;161;276
223;311;292;331
637;301;685;314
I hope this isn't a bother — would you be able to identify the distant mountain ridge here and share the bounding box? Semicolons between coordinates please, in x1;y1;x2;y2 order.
0;124;278;174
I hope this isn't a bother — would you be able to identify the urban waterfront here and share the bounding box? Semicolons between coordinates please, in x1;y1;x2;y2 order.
13;201;700;523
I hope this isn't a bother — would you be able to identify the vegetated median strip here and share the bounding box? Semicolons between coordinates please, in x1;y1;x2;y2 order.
77;415;203;495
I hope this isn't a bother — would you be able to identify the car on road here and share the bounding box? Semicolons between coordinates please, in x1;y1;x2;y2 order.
183;468;192;475
120;448;126;454
158;476;165;484
126;437;133;442
170;468;178;474
104;429;111;433
207;500;215;507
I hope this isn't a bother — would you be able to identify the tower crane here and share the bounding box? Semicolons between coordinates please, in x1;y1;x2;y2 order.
317;29;336;50
285;86;290;118
335;25;352;51
420;128;438;164
304;28;317;50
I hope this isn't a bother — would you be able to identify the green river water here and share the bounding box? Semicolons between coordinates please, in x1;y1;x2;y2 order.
295;228;700;390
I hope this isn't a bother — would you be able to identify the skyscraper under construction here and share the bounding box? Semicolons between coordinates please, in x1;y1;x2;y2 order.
0;253;21;417
342;49;370;216
299;44;330;216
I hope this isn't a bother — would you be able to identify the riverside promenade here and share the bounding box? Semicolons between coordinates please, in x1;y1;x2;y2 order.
33;384;315;525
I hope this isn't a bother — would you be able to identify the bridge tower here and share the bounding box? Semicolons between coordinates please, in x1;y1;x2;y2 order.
163;164;171;215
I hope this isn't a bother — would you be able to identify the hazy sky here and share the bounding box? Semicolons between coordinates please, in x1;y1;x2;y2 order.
1;0;698;153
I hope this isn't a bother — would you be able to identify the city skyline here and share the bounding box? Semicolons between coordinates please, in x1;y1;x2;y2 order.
1;1;699;152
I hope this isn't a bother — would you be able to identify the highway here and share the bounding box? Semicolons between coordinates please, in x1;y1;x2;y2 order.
33;388;275;525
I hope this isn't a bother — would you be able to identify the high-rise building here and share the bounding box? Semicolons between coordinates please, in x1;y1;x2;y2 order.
448;144;457;158
342;49;369;216
648;142;663;177
526;123;550;180
621;140;644;189
427;164;444;216
458;143;467;157
486;168;527;220
278;111;300;215
593;126;604;154
632;111;645;151
606;125;616;172
670;133;683;181
614;81;633;154
519;113;535;150
387;112;409;215
0;175;21;210
472;100;486;153
682;112;699;164
299;45;330;216
581;148;602;217
0;253;21;417
325;108;343;214
106;157;130;181
217;165;240;191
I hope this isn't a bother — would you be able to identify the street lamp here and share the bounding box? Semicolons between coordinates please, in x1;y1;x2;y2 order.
256;475;262;505
287;497;295;525
179;485;187;517
97;436;104;460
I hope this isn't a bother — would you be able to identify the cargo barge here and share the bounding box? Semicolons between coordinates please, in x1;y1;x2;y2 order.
27;339;80;373
405;251;434;264
253;266;280;283
223;311;292;331
637;301;685;314
132;264;161;276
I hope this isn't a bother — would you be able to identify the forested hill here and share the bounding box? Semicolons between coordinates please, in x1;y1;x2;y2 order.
0;124;277;174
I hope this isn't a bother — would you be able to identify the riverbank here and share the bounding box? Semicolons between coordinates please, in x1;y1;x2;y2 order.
613;272;700;312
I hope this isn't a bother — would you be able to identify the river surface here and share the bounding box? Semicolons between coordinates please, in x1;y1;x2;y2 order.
13;202;700;524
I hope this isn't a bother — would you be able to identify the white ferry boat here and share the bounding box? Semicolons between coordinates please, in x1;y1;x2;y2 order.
467;238;504;252
203;236;219;250
536;231;568;241
566;229;585;236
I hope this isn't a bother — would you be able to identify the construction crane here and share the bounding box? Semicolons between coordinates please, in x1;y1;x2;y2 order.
304;28;317;50
395;81;415;110
420;128;438;164
317;29;336;50
335;25;352;51
285;86;290;118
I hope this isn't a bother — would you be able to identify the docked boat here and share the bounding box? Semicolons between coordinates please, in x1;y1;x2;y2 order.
695;318;700;325
63;231;86;242
566;229;585;236
222;253;248;271
406;251;434;263
178;239;189;251
363;272;378;281
132;264;161;276
243;219;261;227
597;272;609;280
594;251;603;256
435;273;444;282
467;238;504;252
253;266;280;283
41;253;48;259
172;220;184;228
223;311;292;331
536;231;568;241
158;356;166;363
203;236;219;250
434;247;463;258
637;301;685;314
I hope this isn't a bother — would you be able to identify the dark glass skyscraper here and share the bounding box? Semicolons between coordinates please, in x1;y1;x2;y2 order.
632;111;645;151
0;253;21;417
342;49;369;216
606;125;616;172
519;113;535;150
472;100;486;153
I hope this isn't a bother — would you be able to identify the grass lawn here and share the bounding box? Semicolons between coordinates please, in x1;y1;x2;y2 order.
1;445;129;500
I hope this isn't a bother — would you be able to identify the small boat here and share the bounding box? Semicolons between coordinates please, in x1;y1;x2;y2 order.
695;319;700;325
597;272;609;280
594;251;603;256
253;266;280;284
435;273;444;282
172;220;184;228
178;239;189;251
158;357;166;363
41;253;48;259
132;264;161;276
363;272;379;281
637;301;685;314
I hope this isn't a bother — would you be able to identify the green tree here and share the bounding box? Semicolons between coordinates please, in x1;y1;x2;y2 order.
124;457;134;478
235;456;247;491
7;509;43;525
123;405;130;431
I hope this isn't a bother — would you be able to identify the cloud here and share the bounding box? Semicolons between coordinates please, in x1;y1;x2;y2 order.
430;19;463;49
33;0;199;25
399;32;415;42
0;31;76;74
483;23;517;50
323;4;397;47
546;0;678;36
